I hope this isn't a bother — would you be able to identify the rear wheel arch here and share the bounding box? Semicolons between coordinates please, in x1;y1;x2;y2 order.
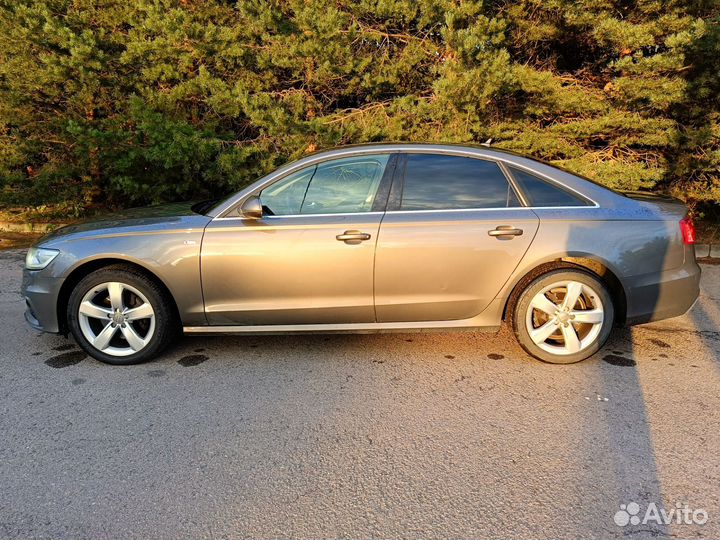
502;257;627;326
56;259;180;334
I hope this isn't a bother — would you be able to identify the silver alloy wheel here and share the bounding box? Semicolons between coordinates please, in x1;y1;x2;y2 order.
524;280;604;356
78;281;156;357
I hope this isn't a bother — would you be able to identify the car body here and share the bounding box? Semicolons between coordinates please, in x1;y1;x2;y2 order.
22;143;701;364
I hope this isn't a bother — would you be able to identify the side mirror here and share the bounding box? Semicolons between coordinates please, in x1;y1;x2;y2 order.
239;195;263;219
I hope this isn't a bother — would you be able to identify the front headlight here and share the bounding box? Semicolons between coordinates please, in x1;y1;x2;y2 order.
25;247;59;270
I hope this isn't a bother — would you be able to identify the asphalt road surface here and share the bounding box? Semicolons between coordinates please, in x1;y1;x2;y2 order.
1;248;719;540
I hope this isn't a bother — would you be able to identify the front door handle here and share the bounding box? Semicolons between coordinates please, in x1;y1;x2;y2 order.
336;230;372;244
488;226;524;238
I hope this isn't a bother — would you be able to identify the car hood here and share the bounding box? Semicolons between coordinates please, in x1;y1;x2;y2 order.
37;202;211;245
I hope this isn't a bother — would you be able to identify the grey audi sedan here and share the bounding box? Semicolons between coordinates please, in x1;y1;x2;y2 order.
22;143;700;365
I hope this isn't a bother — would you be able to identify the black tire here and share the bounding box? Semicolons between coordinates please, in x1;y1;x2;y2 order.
67;265;178;365
512;269;614;364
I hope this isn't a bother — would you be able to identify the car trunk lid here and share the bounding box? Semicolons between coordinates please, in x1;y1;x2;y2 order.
620;191;688;219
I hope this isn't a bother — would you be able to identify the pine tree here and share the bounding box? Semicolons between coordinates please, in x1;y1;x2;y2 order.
0;0;717;214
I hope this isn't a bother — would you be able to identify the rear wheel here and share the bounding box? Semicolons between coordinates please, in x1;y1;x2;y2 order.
67;266;177;365
512;269;614;364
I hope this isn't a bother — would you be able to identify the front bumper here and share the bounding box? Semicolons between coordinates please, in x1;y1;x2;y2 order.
624;258;701;325
21;268;63;333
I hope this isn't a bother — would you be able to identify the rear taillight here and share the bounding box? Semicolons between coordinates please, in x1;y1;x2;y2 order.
680;216;696;245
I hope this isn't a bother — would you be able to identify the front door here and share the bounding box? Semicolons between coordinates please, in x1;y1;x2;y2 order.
374;153;539;322
201;153;394;325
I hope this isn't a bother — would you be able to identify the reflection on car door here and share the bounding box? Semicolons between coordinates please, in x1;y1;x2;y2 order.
201;153;395;325
374;153;539;322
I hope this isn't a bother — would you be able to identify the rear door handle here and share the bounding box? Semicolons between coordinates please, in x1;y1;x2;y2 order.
488;226;523;237
336;230;372;243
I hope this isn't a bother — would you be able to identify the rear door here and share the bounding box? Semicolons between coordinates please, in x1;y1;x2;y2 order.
374;153;539;322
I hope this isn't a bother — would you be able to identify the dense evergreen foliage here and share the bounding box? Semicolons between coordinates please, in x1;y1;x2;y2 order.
1;0;718;216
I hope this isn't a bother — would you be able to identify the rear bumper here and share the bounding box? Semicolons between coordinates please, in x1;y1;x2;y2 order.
21;269;63;333
624;259;701;326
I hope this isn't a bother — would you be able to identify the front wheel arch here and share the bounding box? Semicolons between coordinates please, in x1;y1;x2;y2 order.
57;259;180;335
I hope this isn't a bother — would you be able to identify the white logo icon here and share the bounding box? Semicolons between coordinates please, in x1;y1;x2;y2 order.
614;502;641;526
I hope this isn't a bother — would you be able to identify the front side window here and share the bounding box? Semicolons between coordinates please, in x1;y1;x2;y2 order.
258;168;314;216
260;155;390;216
508;166;590;207
400;154;521;211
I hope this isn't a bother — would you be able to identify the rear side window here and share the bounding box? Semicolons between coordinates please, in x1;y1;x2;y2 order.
509;166;590;207
400;154;521;211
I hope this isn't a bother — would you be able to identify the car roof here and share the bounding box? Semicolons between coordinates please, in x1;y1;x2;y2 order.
307;142;522;159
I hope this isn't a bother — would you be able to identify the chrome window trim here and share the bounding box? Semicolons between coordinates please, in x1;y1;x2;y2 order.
211;205;599;222
210;145;601;220
212;211;385;221
384;204;599;215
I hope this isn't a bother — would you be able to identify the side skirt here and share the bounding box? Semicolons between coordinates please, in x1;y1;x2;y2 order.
183;321;501;336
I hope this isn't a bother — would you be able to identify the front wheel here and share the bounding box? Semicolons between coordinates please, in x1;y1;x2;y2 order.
512;269;614;364
67;266;178;365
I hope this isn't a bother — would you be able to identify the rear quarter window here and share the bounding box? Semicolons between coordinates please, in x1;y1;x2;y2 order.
509;166;591;207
